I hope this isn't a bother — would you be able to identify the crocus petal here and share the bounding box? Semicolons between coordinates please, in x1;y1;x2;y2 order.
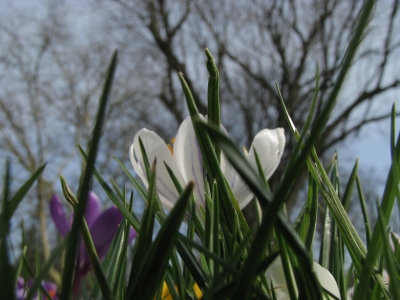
248;128;285;180
313;262;341;299
129;228;137;242
130;128;186;210
50;195;70;237
173;116;205;207
265;256;295;300
75;206;124;291
15;277;27;299
265;256;341;300
221;128;285;209
42;281;58;299
89;206;124;260
220;152;250;209
84;191;102;228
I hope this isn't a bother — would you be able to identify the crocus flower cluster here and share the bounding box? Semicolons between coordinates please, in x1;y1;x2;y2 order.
15;277;57;300
130;116;341;299
50;192;136;292
130;115;285;212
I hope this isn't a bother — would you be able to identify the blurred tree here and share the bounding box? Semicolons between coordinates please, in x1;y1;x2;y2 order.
0;1;159;281
98;0;400;217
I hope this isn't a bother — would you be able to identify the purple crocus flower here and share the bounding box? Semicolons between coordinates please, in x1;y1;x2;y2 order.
15;277;58;300
50;192;136;292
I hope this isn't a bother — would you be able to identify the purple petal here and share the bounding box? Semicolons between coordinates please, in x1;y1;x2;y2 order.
90;206;124;259
15;277;26;299
42;281;57;292
50;195;70;237
84;191;102;228
128;228;137;242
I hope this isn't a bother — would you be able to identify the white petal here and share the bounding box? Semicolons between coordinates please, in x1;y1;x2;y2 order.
220;152;251;209
248;128;285;180
222;128;285;209
173;116;205;207
265;256;296;300
313;262;341;299
129;128;186;210
265;256;341;300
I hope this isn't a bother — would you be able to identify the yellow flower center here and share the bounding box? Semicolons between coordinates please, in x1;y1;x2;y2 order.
167;138;176;154
157;281;202;299
193;283;203;299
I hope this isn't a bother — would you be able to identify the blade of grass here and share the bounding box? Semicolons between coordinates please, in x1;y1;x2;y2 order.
206;48;221;161
90;207;130;300
114;155;209;292
356;174;372;246
60;50;117;300
127;159;158;290
0;163;46;236
342;160;358;211
377;205;400;299
353;103;400;299
319;206;332;269
276;235;298;300
276;0;376;270
297;173;318;254
0;159;14;300
126;182;194;299
77;146;141;231
300;61;320;136
26;238;69;300
197;121;322;299
61;172;114;299
178;73;236;232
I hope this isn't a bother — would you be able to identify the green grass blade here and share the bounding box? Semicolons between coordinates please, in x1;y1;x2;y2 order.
77;147;141;231
275;0;376;273
298;173;318;254
114;156;149;202
164;162;205;240
277;84;367;271
91;208;131;299
301;61;320;136
377;205;400;299
205;48;221;128
342;160;358;211
126;182;193;299
60;50;117;300
319;206;332;269
353;104;400;299
26;238;69;300
206;48;221;161
115;154;209;292
178;73;236;231
175;236;209;291
356;174;372;246
211;182;220;276
127;159;158;290
0;163;46;236
0;159;14;300
61;177;114;298
276;235;297;300
169;250;185;300
196;120;322;299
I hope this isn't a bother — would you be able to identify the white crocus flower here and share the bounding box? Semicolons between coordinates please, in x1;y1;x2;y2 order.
265;256;341;300
129;115;285;212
